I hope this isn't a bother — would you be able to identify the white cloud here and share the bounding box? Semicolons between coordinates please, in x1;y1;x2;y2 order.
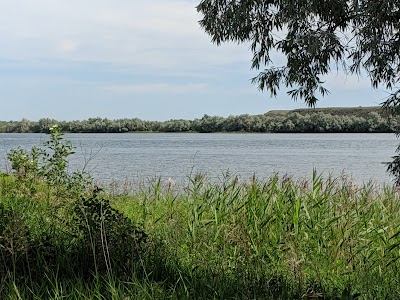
104;82;208;94
0;0;383;121
0;0;251;68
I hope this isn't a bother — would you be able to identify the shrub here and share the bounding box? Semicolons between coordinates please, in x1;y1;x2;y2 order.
70;192;147;276
7;125;92;194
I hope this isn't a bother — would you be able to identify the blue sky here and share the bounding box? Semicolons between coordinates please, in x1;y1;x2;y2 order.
0;0;390;121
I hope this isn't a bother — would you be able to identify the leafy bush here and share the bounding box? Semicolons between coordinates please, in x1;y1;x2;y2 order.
2;127;148;280
1;127;151;299
70;192;147;276
7;124;91;193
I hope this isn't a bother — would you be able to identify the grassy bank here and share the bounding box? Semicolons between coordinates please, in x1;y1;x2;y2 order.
1;170;400;299
1;125;399;299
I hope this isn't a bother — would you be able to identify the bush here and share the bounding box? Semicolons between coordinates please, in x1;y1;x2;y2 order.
2;127;148;281
7;124;92;194
70;192;147;276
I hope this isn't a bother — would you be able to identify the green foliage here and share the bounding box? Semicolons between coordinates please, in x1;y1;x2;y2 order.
7;124;92;193
0;202;29;278
0;195;54;284
0;108;398;134
197;0;400;182
109;173;400;299
387;145;400;185
42;124;76;184
2;172;400;298
197;0;399;109
2;123;400;298
70;192;147;276
7;146;43;178
0;128;153;298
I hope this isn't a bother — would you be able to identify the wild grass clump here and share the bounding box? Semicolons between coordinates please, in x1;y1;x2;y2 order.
2;169;400;299
2;129;400;298
0;175;149;299
111;172;400;299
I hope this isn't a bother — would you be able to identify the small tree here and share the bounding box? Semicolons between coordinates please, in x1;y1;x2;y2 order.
7;125;92;192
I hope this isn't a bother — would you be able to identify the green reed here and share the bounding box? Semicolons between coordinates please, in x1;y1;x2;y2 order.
2;171;400;299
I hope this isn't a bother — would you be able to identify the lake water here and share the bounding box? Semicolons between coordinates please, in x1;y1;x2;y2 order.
0;133;398;186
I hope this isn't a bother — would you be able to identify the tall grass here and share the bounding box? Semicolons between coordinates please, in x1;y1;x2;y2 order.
1;171;400;299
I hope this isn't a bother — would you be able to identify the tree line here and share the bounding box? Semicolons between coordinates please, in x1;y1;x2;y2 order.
0;111;398;134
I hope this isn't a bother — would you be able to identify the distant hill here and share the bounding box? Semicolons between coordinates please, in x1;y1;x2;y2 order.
265;106;387;118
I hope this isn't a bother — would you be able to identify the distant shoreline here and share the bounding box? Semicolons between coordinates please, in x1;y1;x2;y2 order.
1;106;398;134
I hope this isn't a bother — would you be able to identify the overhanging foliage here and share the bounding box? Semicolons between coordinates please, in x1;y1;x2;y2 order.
197;0;399;108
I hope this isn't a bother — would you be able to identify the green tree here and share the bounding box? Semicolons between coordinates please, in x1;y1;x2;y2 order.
197;0;399;107
37;118;56;133
193;115;225;132
197;0;399;180
18;118;32;133
7;125;91;192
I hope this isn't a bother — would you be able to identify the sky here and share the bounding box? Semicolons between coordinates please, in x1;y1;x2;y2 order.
0;0;391;122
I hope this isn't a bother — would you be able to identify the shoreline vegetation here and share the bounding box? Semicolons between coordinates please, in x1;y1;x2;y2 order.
1;125;400;299
1;106;399;134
